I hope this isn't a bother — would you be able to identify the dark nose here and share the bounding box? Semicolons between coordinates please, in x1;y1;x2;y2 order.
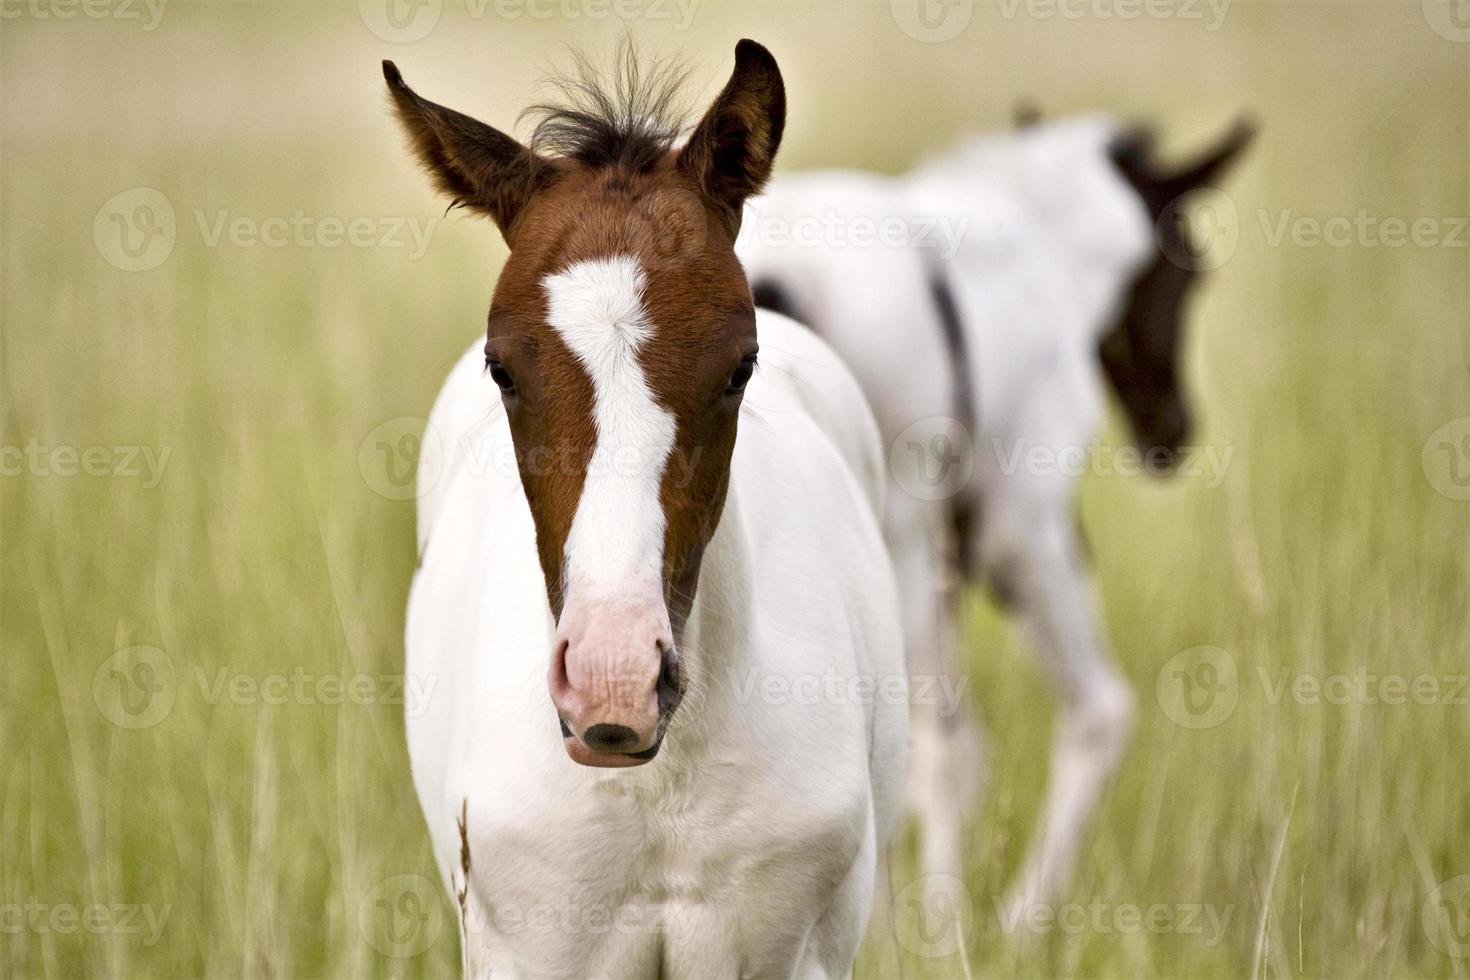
582;723;640;752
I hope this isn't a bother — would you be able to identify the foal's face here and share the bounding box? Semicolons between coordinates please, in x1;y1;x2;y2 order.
486;177;757;765
1104;118;1254;468
387;41;784;766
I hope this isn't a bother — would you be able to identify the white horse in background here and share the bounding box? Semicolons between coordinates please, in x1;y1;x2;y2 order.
738;112;1253;906
392;41;907;977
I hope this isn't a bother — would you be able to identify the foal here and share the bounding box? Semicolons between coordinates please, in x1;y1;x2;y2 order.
739;114;1253;907
392;42;906;977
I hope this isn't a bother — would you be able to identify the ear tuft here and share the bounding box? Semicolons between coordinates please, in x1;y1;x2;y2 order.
382;59;404;89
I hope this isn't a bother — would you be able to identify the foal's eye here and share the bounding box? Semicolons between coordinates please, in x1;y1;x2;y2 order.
726;355;757;395
487;359;516;394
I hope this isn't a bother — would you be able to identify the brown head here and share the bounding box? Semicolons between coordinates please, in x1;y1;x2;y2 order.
1103;117;1255;469
385;41;784;767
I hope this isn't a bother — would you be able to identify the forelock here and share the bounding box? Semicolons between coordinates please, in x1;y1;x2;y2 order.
522;41;691;175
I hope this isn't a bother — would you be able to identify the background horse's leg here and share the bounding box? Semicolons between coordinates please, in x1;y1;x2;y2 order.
887;492;985;888
982;488;1134;909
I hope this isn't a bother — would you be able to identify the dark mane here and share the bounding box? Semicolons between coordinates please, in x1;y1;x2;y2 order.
522;43;691;174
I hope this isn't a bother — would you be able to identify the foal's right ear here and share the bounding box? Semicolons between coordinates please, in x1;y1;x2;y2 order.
383;61;554;242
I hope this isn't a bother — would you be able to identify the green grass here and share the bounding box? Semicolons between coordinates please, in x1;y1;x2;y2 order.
4;2;1469;977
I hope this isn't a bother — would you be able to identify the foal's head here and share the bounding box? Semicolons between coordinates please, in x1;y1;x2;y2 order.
1103;118;1254;467
387;42;784;767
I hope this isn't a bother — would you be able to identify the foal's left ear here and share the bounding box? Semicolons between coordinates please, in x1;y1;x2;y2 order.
383;61;555;243
678;40;786;231
1152;116;1257;202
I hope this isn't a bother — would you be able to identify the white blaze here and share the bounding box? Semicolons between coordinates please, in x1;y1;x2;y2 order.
543;255;676;602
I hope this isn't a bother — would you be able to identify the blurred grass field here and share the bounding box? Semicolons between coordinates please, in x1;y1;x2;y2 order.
3;0;1469;976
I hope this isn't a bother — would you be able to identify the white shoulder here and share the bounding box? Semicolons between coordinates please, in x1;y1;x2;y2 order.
748;310;887;516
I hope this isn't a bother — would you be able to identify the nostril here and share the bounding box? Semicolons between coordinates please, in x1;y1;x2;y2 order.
657;645;681;716
583;723;639;752
549;638;572;701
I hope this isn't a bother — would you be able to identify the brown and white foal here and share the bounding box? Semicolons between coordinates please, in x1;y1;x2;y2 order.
394;42;906;977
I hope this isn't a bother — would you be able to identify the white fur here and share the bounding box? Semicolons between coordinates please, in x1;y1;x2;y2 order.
737;114;1149;906
405;310;907;977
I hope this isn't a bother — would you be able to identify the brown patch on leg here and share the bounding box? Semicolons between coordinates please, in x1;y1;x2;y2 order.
455;799;471;934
